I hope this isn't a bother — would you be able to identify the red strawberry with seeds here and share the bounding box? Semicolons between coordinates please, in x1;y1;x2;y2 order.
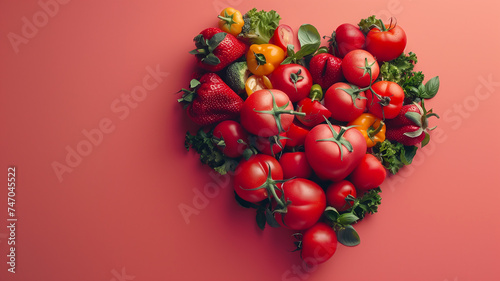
385;101;439;146
178;73;244;126
308;53;343;89
189;28;247;72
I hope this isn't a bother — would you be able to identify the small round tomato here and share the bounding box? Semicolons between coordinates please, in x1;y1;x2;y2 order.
279;152;312;179
342;50;379;88
270;64;313;102
324;82;366;122
349;154;386;192
332;23;366;58
300;222;337;266
296;98;331;127
365;23;407;62
213;120;249;158
240;89;296;137
366;81;404;119
255;132;287;156
274;178;326;230
245;75;272;97
233;154;283;203
272;24;295;52
285;119;310;148
326;180;357;212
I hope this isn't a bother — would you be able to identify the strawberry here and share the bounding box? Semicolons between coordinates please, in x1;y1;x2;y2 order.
189;28;247;72
308;53;343;89
178;73;244;126
385;101;439;146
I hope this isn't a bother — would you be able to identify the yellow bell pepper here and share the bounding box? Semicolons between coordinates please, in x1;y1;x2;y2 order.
246;44;285;76
348;113;386;148
218;8;244;36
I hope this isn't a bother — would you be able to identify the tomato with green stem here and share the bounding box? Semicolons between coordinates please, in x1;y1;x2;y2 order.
342;50;379;88
255;132;287;156
366;81;405;120
365;19;407;62
213;120;250;158
324;82;367;122
326;180;357;212
270;64;313;102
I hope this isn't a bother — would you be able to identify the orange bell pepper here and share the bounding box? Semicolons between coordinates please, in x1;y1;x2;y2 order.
348;113;386;148
246;44;285;76
218;8;244;36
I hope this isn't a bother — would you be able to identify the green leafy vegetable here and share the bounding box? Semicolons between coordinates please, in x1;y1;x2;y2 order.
282;24;321;65
239;8;281;45
336;225;360;247
351;187;382;220
358;15;381;34
371;140;417;175
379;52;425;102
184;129;236;175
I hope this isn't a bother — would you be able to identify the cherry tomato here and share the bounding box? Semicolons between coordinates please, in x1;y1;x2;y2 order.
270;64;313;102
274;178;326;230
324;82;366;122
366;81;404;119
213;120;249;158
305;123;367;182
279;152;312;179
272;24;295;52
245;75;272;97
285;119;310;148
233;154;283;203
296;98;331;127
342;50;379;88
332;23;366;58
349;154;386;192
255;132;287;156
326;180;357;212
365;23;407;62
240;89;295;137
300;222;337;266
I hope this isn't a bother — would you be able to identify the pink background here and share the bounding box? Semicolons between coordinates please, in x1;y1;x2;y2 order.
1;0;500;280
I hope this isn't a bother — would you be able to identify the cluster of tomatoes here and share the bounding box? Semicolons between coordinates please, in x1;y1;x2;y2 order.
183;8;424;266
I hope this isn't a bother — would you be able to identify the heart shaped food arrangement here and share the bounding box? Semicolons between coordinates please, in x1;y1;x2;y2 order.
178;8;440;265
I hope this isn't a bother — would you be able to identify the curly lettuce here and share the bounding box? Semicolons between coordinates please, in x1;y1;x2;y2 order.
239;8;281;44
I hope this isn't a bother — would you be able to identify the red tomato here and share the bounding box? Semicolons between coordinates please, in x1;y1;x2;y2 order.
296;98;331;127
349;154;386;192
366;81;404;119
305;122;367;182
233;154;283;203
279;152;312;179
274;178;326;230
326;180;357;212
212;120;249;158
255;132;287;156
285;119;310;148
365;24;407;62
240;89;295;137
300;222;337;266
342;50;379;88
272;24;295;52
270;64;313;102
324;82;366;122
332;23;366;58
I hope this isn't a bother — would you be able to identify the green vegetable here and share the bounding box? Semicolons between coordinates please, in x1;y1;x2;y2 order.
281;24;321;65
239;8;281;45
371;140;417;175
379;52;425;102
351;187;382;220
358;15;381;35
225;61;251;96
184;129;237;175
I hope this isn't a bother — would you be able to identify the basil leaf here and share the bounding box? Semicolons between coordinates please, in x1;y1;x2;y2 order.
336;225;360;247
401;145;418;165
422;76;440;99
338;213;359;225
295;43;319;59
324;206;340;222
298;24;321;47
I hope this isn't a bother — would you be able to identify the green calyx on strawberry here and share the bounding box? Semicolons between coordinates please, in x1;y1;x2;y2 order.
177;73;243;126
189;28;247;72
385;100;439;147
